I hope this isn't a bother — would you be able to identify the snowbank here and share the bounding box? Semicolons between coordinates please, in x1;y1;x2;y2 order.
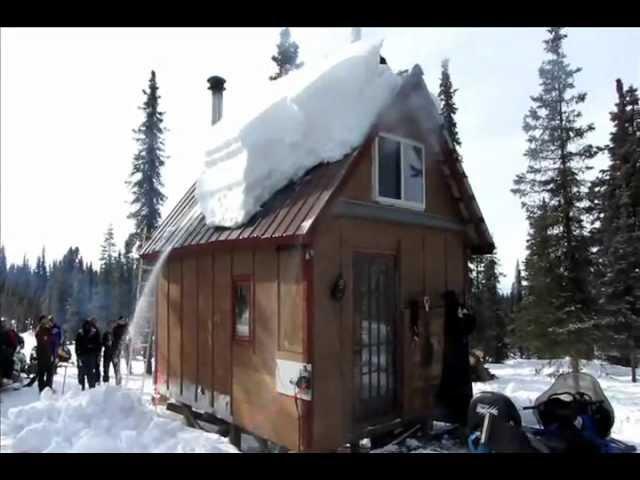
1;385;237;453
196;39;402;228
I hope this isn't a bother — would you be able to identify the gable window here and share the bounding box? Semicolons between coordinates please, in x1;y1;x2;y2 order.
233;277;252;340
374;133;425;209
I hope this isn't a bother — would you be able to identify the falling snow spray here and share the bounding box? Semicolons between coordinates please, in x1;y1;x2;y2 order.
123;237;176;388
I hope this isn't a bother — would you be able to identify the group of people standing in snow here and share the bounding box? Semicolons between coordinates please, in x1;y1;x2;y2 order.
8;314;130;393
74;316;129;390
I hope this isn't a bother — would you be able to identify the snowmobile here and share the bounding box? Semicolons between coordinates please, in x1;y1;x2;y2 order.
57;345;72;363
0;349;27;391
26;346;38;376
467;372;637;453
25;345;70;372
14;348;27;375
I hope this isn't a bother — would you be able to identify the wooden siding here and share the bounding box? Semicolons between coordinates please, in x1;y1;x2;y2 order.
196;252;214;409
311;215;467;449
278;248;305;354
155;245;305;450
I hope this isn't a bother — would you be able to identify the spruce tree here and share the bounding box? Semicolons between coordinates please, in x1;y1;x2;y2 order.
67;257;89;332
269;28;304;81
470;253;507;362
42;247;79;326
512;28;599;370
100;225;116;268
92;228;119;324
113;252;129;321
0;246;6;320
87;263;97;307
509;260;525;357
34;247;48;302
470;255;487;349
123;237;137;320
126;72;167;375
43;260;58;318
127;70;167;250
514;201;562;357
438;58;462;154
511;260;523;311
590;79;640;381
0;246;6;281
482;255;508;362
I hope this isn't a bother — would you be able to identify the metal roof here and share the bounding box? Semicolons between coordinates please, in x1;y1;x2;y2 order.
141;155;352;257
141;64;495;258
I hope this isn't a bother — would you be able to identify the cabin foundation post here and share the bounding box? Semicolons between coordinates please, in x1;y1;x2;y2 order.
421;417;433;437
254;437;269;452
229;424;242;450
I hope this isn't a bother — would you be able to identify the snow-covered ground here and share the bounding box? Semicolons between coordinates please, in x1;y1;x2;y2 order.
0;331;237;453
3;334;638;453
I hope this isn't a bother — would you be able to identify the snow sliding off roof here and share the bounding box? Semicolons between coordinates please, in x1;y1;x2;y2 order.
196;40;402;228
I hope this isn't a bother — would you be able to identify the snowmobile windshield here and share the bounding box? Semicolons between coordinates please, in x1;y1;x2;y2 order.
534;372;614;437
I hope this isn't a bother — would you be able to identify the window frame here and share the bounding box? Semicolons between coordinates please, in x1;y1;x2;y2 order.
373;132;426;211
232;275;254;342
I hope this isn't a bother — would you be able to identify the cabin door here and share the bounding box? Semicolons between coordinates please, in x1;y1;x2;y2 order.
353;252;398;424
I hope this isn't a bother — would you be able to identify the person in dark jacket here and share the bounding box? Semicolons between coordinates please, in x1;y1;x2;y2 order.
0;318;19;382
35;315;56;392
49;316;63;375
49;316;62;358
111;316;128;386
89;317;102;385
101;323;114;383
75;320;101;390
436;290;476;427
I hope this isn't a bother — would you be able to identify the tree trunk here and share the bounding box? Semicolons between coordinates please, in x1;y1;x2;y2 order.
570;356;580;373
145;336;153;375
631;347;637;383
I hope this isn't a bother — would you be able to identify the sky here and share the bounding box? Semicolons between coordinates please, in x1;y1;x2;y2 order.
1;27;639;291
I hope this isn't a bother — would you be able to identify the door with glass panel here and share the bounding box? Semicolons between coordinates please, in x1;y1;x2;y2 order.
353;252;398;423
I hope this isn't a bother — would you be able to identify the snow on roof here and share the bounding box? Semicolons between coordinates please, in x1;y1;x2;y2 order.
196;39;402;228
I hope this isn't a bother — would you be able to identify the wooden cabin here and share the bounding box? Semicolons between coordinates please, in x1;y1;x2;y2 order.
141;64;494;452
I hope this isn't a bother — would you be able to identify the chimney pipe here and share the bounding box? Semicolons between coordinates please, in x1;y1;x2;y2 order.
351;28;362;43
207;75;226;126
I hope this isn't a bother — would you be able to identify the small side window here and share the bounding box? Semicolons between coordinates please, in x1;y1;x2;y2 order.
402;143;424;205
233;277;252;340
374;134;425;209
377;136;402;200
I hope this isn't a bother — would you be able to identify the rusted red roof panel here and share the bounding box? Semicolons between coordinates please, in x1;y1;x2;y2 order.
140;156;352;257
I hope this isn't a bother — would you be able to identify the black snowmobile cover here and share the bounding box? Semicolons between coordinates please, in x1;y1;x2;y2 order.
534;372;615;438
